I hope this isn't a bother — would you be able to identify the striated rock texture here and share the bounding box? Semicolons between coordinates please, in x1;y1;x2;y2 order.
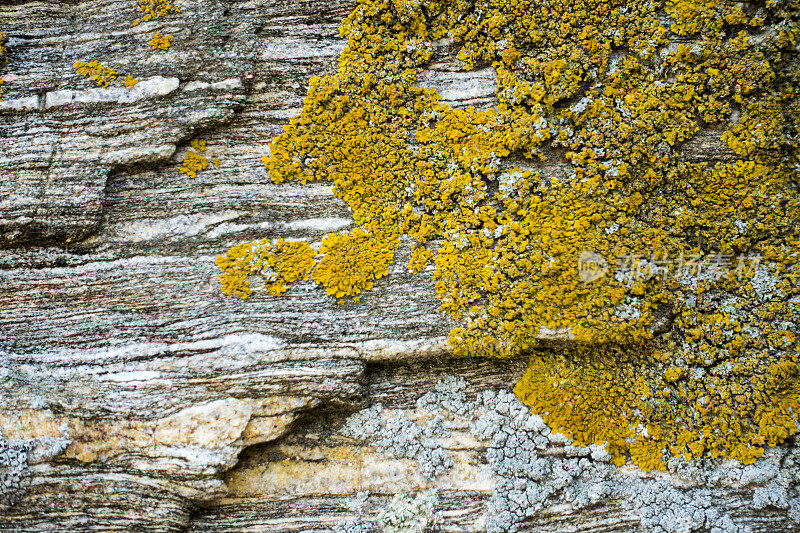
0;0;798;532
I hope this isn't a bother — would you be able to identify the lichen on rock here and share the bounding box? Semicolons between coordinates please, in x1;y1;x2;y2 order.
217;0;800;470
132;0;181;27
340;403;453;479
377;489;440;533
0;31;6;97
73;60;119;88
0;430;69;512
215;238;317;299
338;376;800;532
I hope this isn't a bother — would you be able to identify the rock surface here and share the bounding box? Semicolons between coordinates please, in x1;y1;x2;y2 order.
0;0;798;532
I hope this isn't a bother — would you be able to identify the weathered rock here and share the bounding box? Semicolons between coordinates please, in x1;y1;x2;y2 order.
0;0;253;246
1;0;798;531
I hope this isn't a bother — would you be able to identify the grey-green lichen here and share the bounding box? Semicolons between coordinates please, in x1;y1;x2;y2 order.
0;429;70;511
340;403;453;479
343;377;800;533
334;492;376;533
334;517;375;533
377;489;440;533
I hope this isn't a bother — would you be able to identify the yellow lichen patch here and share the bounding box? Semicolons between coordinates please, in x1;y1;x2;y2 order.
0;31;6;97
219;0;800;469
133;0;180;26
215;239;317;299
180;139;221;177
149;32;172;51
73;60;118;88
272;239;318;283
313;228;398;302
515;342;800;467
179;150;208;178
179;139;213;178
123;75;139;88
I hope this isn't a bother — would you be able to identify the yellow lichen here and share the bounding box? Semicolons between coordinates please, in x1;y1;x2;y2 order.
123;75;139;88
218;0;800;469
149;32;172;51
215;239;317;299
179;151;208;178
179;139;209;178
312;228;398;302
133;0;180;26
73;60;118;88
0;32;6;98
190;139;206;152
